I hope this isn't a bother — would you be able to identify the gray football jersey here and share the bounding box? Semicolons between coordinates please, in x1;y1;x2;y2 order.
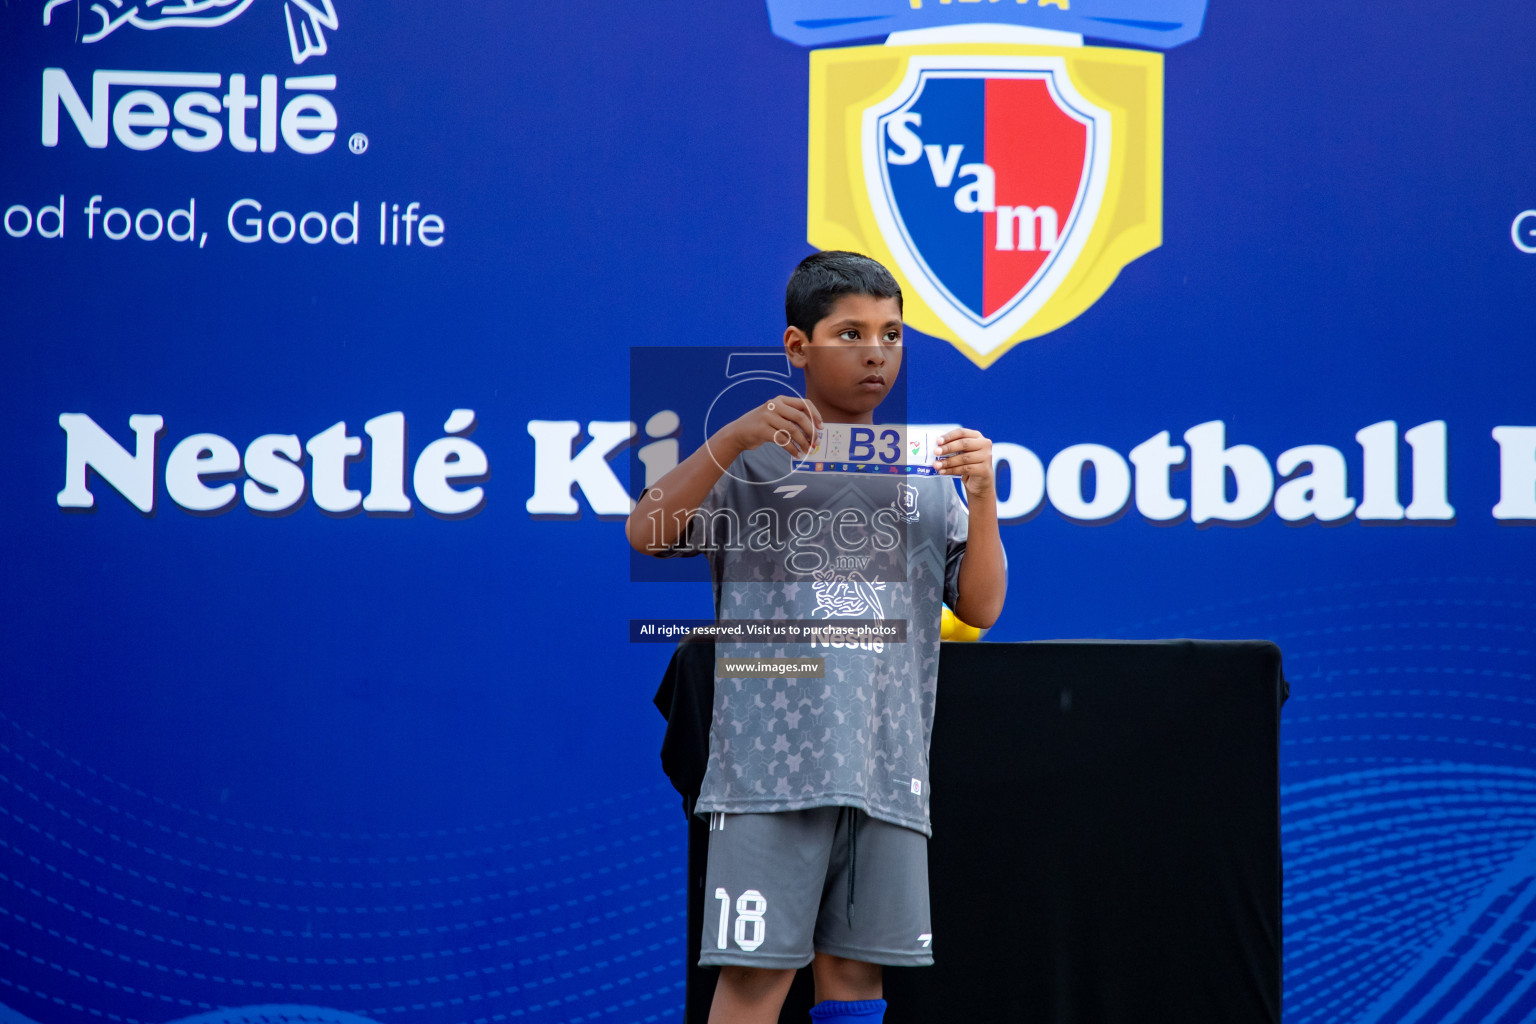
662;441;968;835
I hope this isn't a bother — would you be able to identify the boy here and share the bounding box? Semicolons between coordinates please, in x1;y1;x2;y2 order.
627;251;1006;1024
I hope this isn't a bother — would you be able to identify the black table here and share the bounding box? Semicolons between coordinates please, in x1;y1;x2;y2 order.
655;639;1287;1024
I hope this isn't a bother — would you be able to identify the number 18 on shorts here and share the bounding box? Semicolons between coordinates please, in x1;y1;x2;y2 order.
715;887;769;953
698;808;935;969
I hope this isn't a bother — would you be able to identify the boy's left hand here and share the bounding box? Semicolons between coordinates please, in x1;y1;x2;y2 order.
934;428;995;498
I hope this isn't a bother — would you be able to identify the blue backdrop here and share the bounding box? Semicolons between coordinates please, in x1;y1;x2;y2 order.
2;2;1534;1022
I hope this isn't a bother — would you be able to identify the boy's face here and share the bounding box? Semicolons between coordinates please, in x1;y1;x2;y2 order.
785;293;904;424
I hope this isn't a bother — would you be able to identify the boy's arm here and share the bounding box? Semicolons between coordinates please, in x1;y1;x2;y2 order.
624;396;821;555
934;428;1007;629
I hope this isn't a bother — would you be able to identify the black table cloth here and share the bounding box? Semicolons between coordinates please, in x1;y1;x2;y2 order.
655;639;1287;1024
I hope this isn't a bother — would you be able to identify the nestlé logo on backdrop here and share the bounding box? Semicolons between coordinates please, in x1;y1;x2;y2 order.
40;0;342;154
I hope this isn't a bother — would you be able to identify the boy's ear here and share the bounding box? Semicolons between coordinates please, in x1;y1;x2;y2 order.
784;325;810;368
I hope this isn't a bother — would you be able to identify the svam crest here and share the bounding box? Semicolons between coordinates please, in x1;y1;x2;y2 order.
809;44;1163;368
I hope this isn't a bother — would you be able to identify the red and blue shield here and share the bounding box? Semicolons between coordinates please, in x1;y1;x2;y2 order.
862;57;1111;357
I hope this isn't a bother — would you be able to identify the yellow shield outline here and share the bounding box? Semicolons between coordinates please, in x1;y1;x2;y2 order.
808;42;1164;368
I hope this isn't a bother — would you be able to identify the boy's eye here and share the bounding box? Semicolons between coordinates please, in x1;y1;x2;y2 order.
839;329;860;341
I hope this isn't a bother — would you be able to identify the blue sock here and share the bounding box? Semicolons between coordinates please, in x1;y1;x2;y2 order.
809;999;887;1022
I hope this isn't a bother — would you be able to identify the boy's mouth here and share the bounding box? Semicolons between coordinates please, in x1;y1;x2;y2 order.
857;373;886;392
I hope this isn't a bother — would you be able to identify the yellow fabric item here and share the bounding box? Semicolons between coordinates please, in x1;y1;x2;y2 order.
941;606;983;642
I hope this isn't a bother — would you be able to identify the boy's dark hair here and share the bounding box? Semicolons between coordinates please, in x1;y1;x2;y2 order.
785;250;903;338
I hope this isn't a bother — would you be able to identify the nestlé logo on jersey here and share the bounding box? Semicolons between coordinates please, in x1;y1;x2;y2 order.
39;0;342;154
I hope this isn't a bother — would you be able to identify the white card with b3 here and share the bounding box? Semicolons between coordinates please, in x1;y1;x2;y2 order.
793;424;937;475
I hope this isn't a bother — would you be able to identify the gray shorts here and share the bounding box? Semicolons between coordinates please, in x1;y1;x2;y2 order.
698;806;934;969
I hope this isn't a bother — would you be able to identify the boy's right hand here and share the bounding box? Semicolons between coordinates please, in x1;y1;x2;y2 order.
724;396;822;459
